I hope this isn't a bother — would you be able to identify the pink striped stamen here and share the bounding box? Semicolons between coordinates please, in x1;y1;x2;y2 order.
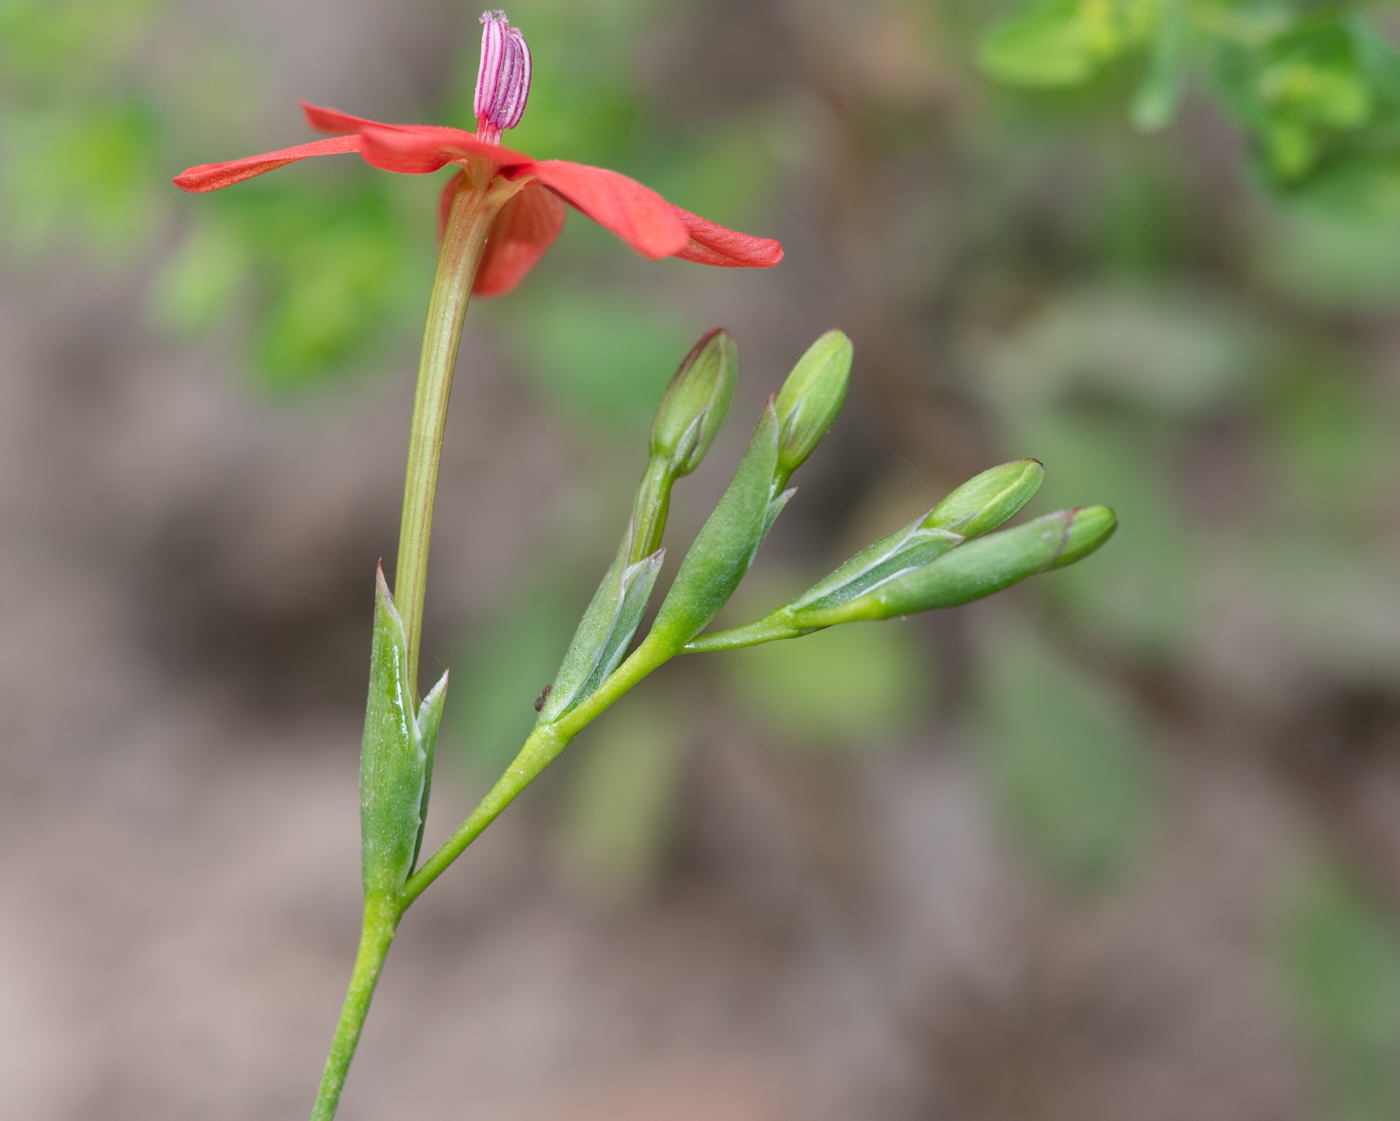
474;11;531;142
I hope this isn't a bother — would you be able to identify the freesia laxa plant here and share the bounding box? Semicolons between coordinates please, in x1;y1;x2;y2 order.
176;12;1115;1120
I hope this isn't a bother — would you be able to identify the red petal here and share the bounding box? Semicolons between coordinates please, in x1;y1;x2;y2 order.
526;160;688;260
301;101;406;135
671;206;784;268
358;123;533;175
473;183;568;297
173;134;362;193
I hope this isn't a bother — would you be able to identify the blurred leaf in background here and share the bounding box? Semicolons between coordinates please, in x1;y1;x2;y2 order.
974;0;1400;204
0;0;167;258
207;180;434;393
975;621;1155;890
720;611;931;749
450;577;579;780
554;692;688;898
4;101;162;257
1260;359;1394;522
507;291;697;436
1251;203;1400;311
977;0;1154;91
1277;863;1400;1121
976;283;1262;655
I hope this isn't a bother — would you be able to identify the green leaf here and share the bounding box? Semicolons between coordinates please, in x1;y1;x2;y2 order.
540;540;664;722
411;671;448;873
787;519;964;614
1277;865;1400;1121
976;626;1154;890
1347;15;1400;109
1131;0;1186;131
360;569;443;902
648;399;783;653
1259;21;1372;131
978;0;1115;89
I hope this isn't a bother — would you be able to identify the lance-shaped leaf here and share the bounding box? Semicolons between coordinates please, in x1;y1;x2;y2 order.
1131;0;1186;131
411;670;448;871
791;521;966;614
647;398;784;654
539;532;665;722
361;567;448;901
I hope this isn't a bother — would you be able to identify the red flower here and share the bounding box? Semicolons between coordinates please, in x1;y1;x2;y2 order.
174;102;783;298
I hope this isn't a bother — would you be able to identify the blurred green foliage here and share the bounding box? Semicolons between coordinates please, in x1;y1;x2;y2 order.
976;0;1400;209
975;623;1154;889
1278;865;1400;1121
451;576;578;779
509;292;697;434
554;693;688;897
722;615;931;747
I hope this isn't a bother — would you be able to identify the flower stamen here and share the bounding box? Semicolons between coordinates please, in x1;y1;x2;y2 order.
474;10;531;144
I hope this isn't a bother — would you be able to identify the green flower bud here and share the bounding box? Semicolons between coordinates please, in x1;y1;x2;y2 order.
629;329;739;563
926;459;1044;539
1046;504;1117;569
773;329;852;483
821;506;1117;622
650;328;737;477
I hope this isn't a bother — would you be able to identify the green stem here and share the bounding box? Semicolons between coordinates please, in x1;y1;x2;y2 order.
682;609;820;652
310;163;519;1121
402;629;673;907
628;456;677;563
309;896;400;1121
394;167;505;702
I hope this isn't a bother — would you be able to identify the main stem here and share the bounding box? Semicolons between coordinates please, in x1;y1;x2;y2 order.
310;897;399;1121
310;166;504;1121
395;167;501;702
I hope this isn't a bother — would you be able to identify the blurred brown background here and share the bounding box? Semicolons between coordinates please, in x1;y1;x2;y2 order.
3;0;1400;1118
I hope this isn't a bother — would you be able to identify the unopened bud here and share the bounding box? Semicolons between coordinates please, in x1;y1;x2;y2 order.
926;459;1044;539
773;329;852;483
1046;504;1117;569
475;11;531;139
825;506;1117;621
627;329;739;563
651;328;738;477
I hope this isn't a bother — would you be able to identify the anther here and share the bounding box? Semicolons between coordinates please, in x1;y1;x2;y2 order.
474;11;531;142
